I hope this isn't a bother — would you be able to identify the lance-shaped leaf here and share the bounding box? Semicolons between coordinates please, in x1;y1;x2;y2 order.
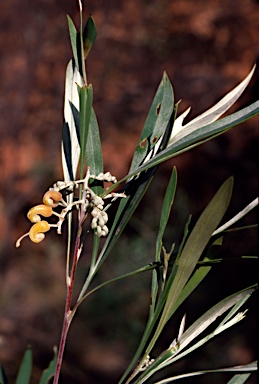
82;108;104;276
67;15;79;70
155;167;177;261
172;237;223;312
119;100;259;183
213;197;258;236
130;72;175;172
62;60;84;182
170;65;256;144
136;288;254;383
15;347;32;384
83;16;97;58
120;179;233;383
86;109;104;187
153;362;256;383
67;11;96;79
145;177;234;354
62;13;97;182
94;73;175;270
150;167;177;318
174;288;254;355
227;373;251;384
78;74;175;301
39;347;57;384
148;289;256;378
78;84;93;179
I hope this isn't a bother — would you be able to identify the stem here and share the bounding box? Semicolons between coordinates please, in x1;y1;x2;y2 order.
53;312;71;384
53;180;89;383
53;232;81;384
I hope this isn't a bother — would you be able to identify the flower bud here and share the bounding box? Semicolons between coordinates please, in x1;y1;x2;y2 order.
29;221;50;243
43;191;62;207
27;204;53;223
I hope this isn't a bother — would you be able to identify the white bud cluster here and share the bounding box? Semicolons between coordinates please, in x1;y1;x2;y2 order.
95;172;117;183
91;205;109;237
90;195;104;210
52;181;64;190
45;169;125;239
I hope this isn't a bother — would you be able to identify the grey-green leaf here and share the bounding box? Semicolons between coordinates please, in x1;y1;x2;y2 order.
86;108;104;193
83;16;97;58
178;288;253;352
153;362;256;383
130;72;174;172
39;347;58;384
62;60;84;182
155;167;177;261
147;177;234;352
15;347;32;384
226;373;251;384
122;101;259;182
170;65;256;143
78;84;93;179
173;238;223;311
67;15;79;70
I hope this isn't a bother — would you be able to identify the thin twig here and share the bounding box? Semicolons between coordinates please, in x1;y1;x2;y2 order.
53;232;81;384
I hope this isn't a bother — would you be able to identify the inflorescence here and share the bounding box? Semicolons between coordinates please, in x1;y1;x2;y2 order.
16;168;125;247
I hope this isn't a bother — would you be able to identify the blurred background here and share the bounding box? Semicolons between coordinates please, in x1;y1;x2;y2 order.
0;0;258;383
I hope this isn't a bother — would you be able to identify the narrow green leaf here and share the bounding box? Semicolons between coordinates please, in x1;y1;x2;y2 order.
95;88;175;273
148;73;175;149
78;84;93;179
78;2;86;82
83;16;97;58
62;60;84;182
118;217;191;384
121;101;259;182
86;108;104;191
165;178;233;320
67;15;79;70
227;374;251;384
137;289;254;383
39;347;58;384
146;177;234;353
120;181;232;383
170;65;256;143
78;262;158;305
175;288;254;356
82;108;104;284
216;293;251;331
130;72;174;172
213;197;258;236
173;237;223;311
166;101;259;160
15;347;32;384
99;166;157;263
153;363;256;383
150;268;160;319
155;167;177;261
150;167;177;318
105;82;175;384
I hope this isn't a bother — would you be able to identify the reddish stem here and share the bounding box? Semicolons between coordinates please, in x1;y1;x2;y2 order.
53;233;81;384
53;182;88;383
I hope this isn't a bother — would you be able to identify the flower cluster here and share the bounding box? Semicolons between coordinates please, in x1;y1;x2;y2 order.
90;201;109;237
16;169;125;247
